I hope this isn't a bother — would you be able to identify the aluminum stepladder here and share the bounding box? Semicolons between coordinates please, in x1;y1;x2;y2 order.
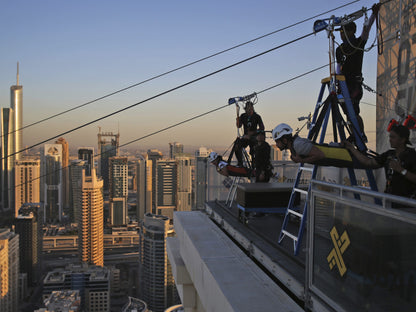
277;75;379;255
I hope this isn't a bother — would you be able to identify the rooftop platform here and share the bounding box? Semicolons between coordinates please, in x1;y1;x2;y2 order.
169;180;416;312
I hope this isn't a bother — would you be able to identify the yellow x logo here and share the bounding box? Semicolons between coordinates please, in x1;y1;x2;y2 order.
327;226;350;277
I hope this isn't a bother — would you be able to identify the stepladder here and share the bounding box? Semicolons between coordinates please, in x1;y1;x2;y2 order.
278;75;378;255
224;148;253;209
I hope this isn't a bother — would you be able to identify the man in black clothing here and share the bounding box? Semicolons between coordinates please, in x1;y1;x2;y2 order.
335;3;380;139
253;130;273;182
230;101;265;167
345;125;416;199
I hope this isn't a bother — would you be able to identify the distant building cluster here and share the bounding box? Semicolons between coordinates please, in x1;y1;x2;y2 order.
0;65;216;312
0;66;292;312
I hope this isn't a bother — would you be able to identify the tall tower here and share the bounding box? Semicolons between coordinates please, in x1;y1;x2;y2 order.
14;203;43;286
136;157;152;221
169;142;183;159
78;168;104;267
97;131;119;191
147;149;162;213
0;108;14;211
139;213;179;312
108;156;128;226
14;158;40;217
156;160;177;219
194;147;209;209
41;144;63;222
0;228;20;312
55;138;69;212
10;63;22;160
176;156;192;212
78;147;94;176
69;159;86;223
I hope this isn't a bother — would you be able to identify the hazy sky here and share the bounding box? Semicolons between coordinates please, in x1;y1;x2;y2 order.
0;0;380;153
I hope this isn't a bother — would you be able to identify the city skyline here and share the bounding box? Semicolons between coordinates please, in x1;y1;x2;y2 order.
0;0;379;151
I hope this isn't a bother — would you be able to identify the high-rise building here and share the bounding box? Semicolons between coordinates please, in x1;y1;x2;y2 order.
169;142;183;159
0;228;19;312
43;264;110;312
1;64;23;212
176;156;192;212
69;159;86;223
147;149;162;213
78;168;103;267
109;157;128;226
97;131;119;191
194;147;210;209
55;138;69;211
41;144;63;222
78;147;94;176
139;213;179;312
14;159;40;217
0;237;8;306
156;160;177;219
1;107;15;211
14;203;43;286
10;63;23;161
136;157;152;221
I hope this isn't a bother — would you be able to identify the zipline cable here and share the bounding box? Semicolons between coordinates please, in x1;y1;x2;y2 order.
2;0;361;139
12;64;328;191
3;31;316;161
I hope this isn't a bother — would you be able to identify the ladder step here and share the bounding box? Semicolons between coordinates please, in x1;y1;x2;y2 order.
288;209;303;218
299;166;313;172
282;230;298;242
294;188;308;195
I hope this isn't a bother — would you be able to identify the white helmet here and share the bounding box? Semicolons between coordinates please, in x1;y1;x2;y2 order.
272;123;293;141
208;151;219;162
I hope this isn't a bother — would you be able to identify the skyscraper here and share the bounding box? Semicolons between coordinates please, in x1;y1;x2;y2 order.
10;63;23;161
97;131;119;191
147;149;162;213
0;108;15;211
14;158;40;217
136;157;152;221
55;138;69;211
0;228;19;312
176;156;192;212
139;213;179;312
69;159;86;223
78;147;94;176
79;168;104;267
109;156;128;226
169;142;183;159
194;147;210;209
1;64;23;212
14;203;43;286
156;160;177;219
41;144;63;222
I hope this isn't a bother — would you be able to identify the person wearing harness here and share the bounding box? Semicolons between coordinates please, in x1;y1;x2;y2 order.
230;101;265;167
209;151;253;178
335;3;380;141
253;130;273;182
272;123;367;168
272;123;325;164
345;125;416;198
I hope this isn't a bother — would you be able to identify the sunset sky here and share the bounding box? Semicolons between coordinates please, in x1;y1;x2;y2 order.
0;0;380;152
